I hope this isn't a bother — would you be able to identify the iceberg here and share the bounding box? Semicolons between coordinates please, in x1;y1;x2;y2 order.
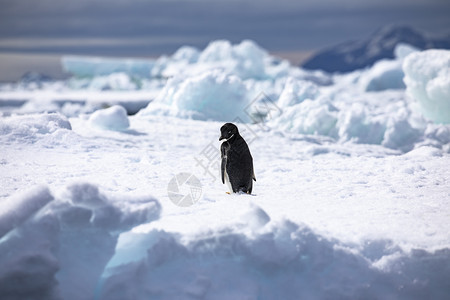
62;56;155;78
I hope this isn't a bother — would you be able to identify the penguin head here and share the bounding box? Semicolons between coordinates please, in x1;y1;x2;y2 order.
219;123;239;142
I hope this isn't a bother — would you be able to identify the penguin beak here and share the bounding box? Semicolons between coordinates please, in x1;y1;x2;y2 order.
219;135;225;141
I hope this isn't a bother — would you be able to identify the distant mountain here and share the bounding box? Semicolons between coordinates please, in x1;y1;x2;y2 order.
301;25;450;73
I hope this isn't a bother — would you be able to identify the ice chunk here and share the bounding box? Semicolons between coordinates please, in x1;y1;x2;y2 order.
403;49;450;123
382;114;422;152
394;43;420;60
271;99;338;137
359;59;405;91
151;40;274;80
277;77;318;108
172;46;200;63
0;183;161;300
99;216;450;300
62;56;155;78
337;104;386;144
358;43;419;92
140;70;251;122
0;186;53;238
89;105;130;131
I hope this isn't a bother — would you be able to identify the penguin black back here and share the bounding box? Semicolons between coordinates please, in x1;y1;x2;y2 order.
219;123;256;194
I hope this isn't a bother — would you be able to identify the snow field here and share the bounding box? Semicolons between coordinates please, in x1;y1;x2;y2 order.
1;40;450;299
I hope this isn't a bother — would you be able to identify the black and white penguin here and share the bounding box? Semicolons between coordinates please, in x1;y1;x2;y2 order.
219;123;256;194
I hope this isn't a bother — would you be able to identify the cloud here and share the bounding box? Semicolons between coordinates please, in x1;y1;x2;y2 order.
0;0;449;56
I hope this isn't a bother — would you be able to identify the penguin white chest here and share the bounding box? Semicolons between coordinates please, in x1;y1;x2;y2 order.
224;168;233;193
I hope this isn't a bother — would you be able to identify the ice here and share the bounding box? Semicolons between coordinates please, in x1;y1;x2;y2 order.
140;70;251;122
358;43;419;92
403;49;450;123
89;105;130;131
359;59;405;91
277;77;318;108
151;40;289;80
394;43;420;60
99;206;450;300
0;183;160;300
172;46;200;63
198;40;267;79
337;103;386;144
62;56;155;78
0;186;53;238
271;98;338;137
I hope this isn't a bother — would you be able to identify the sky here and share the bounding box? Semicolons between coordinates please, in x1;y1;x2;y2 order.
0;0;449;81
1;0;449;57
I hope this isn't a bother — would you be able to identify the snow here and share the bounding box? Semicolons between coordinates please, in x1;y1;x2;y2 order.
403;49;450;124
89;105;130;131
1;39;450;299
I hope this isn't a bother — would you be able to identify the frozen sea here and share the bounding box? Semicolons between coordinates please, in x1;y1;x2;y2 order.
0;40;449;299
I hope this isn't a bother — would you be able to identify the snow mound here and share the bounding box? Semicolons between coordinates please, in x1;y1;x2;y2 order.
0;183;160;300
89;105;130;131
99;205;450;300
403;49;450;124
0;113;72;142
140;70;251;122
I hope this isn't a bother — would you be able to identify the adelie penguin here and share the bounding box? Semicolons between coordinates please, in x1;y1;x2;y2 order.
219;123;256;194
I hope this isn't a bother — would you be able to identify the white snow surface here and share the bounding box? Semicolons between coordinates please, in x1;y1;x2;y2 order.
1;39;450;299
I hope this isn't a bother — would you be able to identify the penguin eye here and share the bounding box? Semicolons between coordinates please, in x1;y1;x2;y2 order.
228;130;232;134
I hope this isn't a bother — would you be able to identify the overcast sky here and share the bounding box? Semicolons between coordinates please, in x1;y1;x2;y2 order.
0;0;449;57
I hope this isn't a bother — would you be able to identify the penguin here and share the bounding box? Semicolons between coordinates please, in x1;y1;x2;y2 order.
219;123;256;194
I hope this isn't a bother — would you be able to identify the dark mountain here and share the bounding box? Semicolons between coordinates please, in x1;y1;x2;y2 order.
301;25;450;73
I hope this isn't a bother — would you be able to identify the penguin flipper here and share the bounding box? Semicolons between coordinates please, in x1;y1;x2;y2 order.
252;169;256;181
221;158;226;184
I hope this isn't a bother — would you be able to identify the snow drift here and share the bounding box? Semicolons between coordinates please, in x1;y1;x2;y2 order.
403;49;450;124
